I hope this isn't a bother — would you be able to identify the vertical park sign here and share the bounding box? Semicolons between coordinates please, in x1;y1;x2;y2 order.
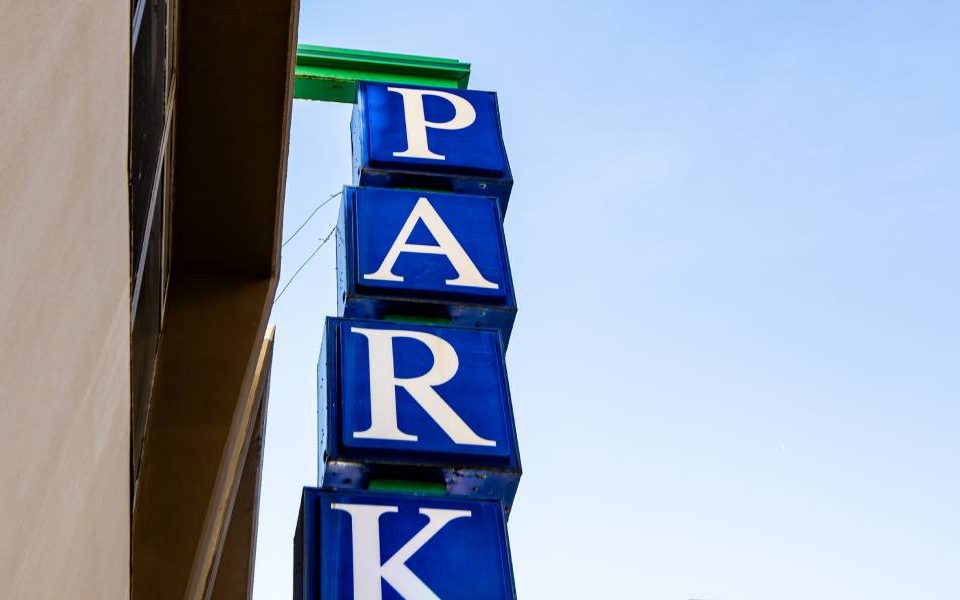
294;78;522;599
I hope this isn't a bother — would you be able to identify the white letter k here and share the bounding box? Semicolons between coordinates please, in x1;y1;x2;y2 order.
331;503;472;599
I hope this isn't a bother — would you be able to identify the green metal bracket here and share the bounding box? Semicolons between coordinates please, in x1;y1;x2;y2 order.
367;479;448;495
295;45;471;103
381;314;454;326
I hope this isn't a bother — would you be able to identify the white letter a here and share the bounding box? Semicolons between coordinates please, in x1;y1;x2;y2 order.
364;197;498;290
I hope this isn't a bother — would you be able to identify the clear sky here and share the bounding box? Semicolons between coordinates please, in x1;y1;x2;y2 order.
253;2;960;598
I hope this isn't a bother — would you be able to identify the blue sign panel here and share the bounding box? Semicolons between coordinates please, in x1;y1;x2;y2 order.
318;318;521;510
295;488;516;600
352;82;513;214
338;186;517;343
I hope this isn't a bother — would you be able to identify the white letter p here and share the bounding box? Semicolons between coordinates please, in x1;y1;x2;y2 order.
388;87;477;161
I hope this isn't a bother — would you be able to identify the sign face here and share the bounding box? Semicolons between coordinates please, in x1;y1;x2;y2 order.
318;318;521;507
337;187;517;341
332;318;516;460
352;82;513;213
354;187;510;302
360;82;509;177
296;488;516;600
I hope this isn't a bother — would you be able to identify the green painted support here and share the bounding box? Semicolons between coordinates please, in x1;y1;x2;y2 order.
381;314;454;326
295;45;471;103
367;479;448;495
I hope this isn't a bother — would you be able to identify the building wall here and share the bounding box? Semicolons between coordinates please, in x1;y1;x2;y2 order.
0;1;130;598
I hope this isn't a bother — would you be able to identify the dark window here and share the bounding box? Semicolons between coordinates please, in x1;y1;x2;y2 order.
131;170;163;473
130;0;167;271
130;0;172;485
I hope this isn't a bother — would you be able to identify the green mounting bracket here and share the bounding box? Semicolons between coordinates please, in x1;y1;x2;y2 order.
367;479;448;495
381;314;454;326
294;45;471;103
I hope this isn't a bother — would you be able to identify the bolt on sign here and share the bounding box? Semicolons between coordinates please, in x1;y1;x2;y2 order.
296;80;520;599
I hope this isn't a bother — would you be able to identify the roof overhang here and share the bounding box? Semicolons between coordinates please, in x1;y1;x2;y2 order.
131;0;298;595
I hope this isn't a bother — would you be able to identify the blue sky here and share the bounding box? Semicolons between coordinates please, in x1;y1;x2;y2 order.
254;2;960;597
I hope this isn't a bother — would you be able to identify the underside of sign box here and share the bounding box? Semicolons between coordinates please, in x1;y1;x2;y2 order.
351;165;513;217
317;317;522;514
320;458;521;517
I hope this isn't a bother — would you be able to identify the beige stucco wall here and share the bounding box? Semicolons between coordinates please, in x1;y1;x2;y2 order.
0;1;130;598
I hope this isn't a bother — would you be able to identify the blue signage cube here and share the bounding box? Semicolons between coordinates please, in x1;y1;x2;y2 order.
318;318;521;511
352;82;513;215
338;186;517;344
295;487;516;600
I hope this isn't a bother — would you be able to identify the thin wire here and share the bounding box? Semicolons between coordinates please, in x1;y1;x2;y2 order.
281;190;341;248
275;226;337;303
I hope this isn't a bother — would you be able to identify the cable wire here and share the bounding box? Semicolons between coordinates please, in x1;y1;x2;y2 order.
274;225;337;303
281;190;341;248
